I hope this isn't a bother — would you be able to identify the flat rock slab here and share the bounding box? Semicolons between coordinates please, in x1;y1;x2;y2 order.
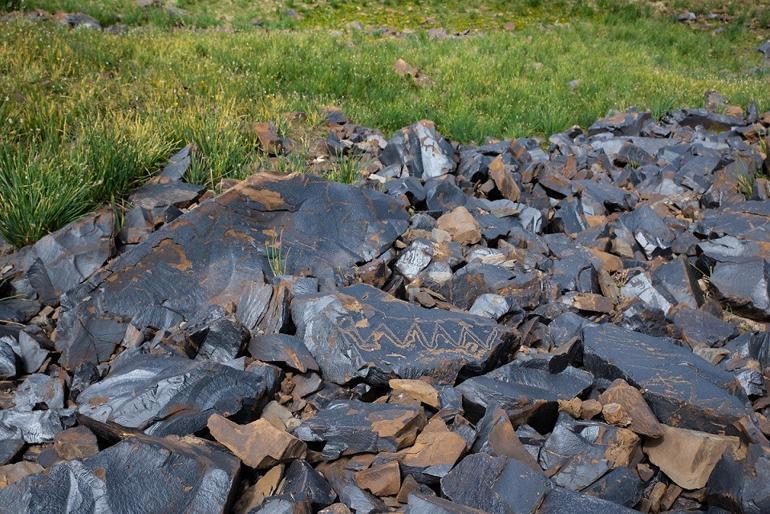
582;324;750;434
292;283;517;385
0;434;240;513
294;400;425;460
54;173;408;368
455;356;593;422
77;353;280;436
441;452;549;514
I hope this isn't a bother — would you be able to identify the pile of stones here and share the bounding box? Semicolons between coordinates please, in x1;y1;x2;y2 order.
0;102;769;513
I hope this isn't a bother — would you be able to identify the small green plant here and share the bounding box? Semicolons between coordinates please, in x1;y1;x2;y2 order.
737;173;755;197
266;230;288;277
326;155;362;184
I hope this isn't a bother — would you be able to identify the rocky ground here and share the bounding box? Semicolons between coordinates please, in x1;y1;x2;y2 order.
0;102;770;513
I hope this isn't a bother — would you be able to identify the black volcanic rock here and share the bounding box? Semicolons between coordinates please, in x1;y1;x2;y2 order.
77;353;280;436
582;324;750;433
0;434;239;513
54;173;408;369
292;283;518;385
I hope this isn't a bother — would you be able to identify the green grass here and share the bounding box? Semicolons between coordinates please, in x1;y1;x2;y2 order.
0;0;769;247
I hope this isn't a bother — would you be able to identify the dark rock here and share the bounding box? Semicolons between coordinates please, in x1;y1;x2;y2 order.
54;173;408;368
0;410;63;443
10;331;49;374
0;434;239;513
0;438;24;465
582;324;750;434
618;205;674;259
669;306;738;348
441;452;549;514
159;144;194;182
583;466;644;507
538;486;639;513
248;334;318;373
53;425;99;460
14;373;65;411
292;283;517;386
588;109;652;137
77;353;279;436
294;399;425;459
193;316;248;364
538;413;639;490
54;12;101;29
456;355;593;423
0;336;17;378
408;493;485;513
380;121;455;180
710;259;770;320
280;459;337;506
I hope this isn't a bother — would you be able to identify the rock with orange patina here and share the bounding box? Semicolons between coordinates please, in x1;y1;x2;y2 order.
436;207;481;245
355;460;400;497
489;155;521;202
249;334;319;373
254;122;285;155
294;400;425;460
599;379;663;438
53;426;99;460
399;417;467;478
644;424;740;490
389;379;439;408
0;461;43;488
53;173;408;369
207;415;306;469
292;283;517;386
235;464;284;512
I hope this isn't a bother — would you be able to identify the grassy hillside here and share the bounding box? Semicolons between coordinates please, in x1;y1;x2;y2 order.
0;0;769;246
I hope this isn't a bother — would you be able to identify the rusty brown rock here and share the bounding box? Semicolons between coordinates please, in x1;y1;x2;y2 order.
601;403;631;426
580;399;603;420
53;425;99;460
207;415;306;469
254;122;284;155
489;155;520;202
643;424;741;490
355;460;400;497
436;207;481;245
0;461;43;488
389;379;439;408
599;379;663;438
558;397;582;418
234;464;284;513
399;417;466;469
570;293;613;313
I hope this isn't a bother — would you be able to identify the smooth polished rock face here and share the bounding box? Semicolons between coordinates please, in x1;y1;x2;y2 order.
292;283;518;385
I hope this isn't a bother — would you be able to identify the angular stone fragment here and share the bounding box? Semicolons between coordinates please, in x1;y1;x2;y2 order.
588;108;651;136
599;379;663;437
292;283;516;386
77;353;279;436
0;439;24;465
582;324;750;434
408;493;486;514
280;459;337;506
583;466;644;508
0;461;43;488
539;414;639;490
0;434;239;513
538;486;639;513
248;334;319;373
670;306;737;348
472;407;541;471
194;316;248;364
644;424;740;490
710;259;770;320
380;120;455;180
0;337;16;379
235;464;284;512
11;331;49;374
456;356;593;422
0;410;63;444
55;173;408;368
399;417;467;476
255;122;285;155
441;453;549;514
355;460;400;496
53;426;100;461
158;144;194;182
14;373;64;411
437;206;482;245
389;379;439;408
207;415;306;469
294;400;425;459
489;155;521;201
469;293;510;320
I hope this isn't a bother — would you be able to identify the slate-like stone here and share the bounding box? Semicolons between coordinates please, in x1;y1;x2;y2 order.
14;373;65;411
408;493;486;514
538;414;639;491
441;453;549;514
0;410;63;444
0;438;24;465
588;109;652;137
280;459;337;506
55;173;408;368
710;259;770;320
0;434;239;513
456;355;593;422
538;486;639;514
582;466;644;507
0;336;16;378
77;353;280;436
292;283;517;386
380;121;455;180
159;144;194;182
582;324;750;434
248;334;318;373
294;400;425;459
